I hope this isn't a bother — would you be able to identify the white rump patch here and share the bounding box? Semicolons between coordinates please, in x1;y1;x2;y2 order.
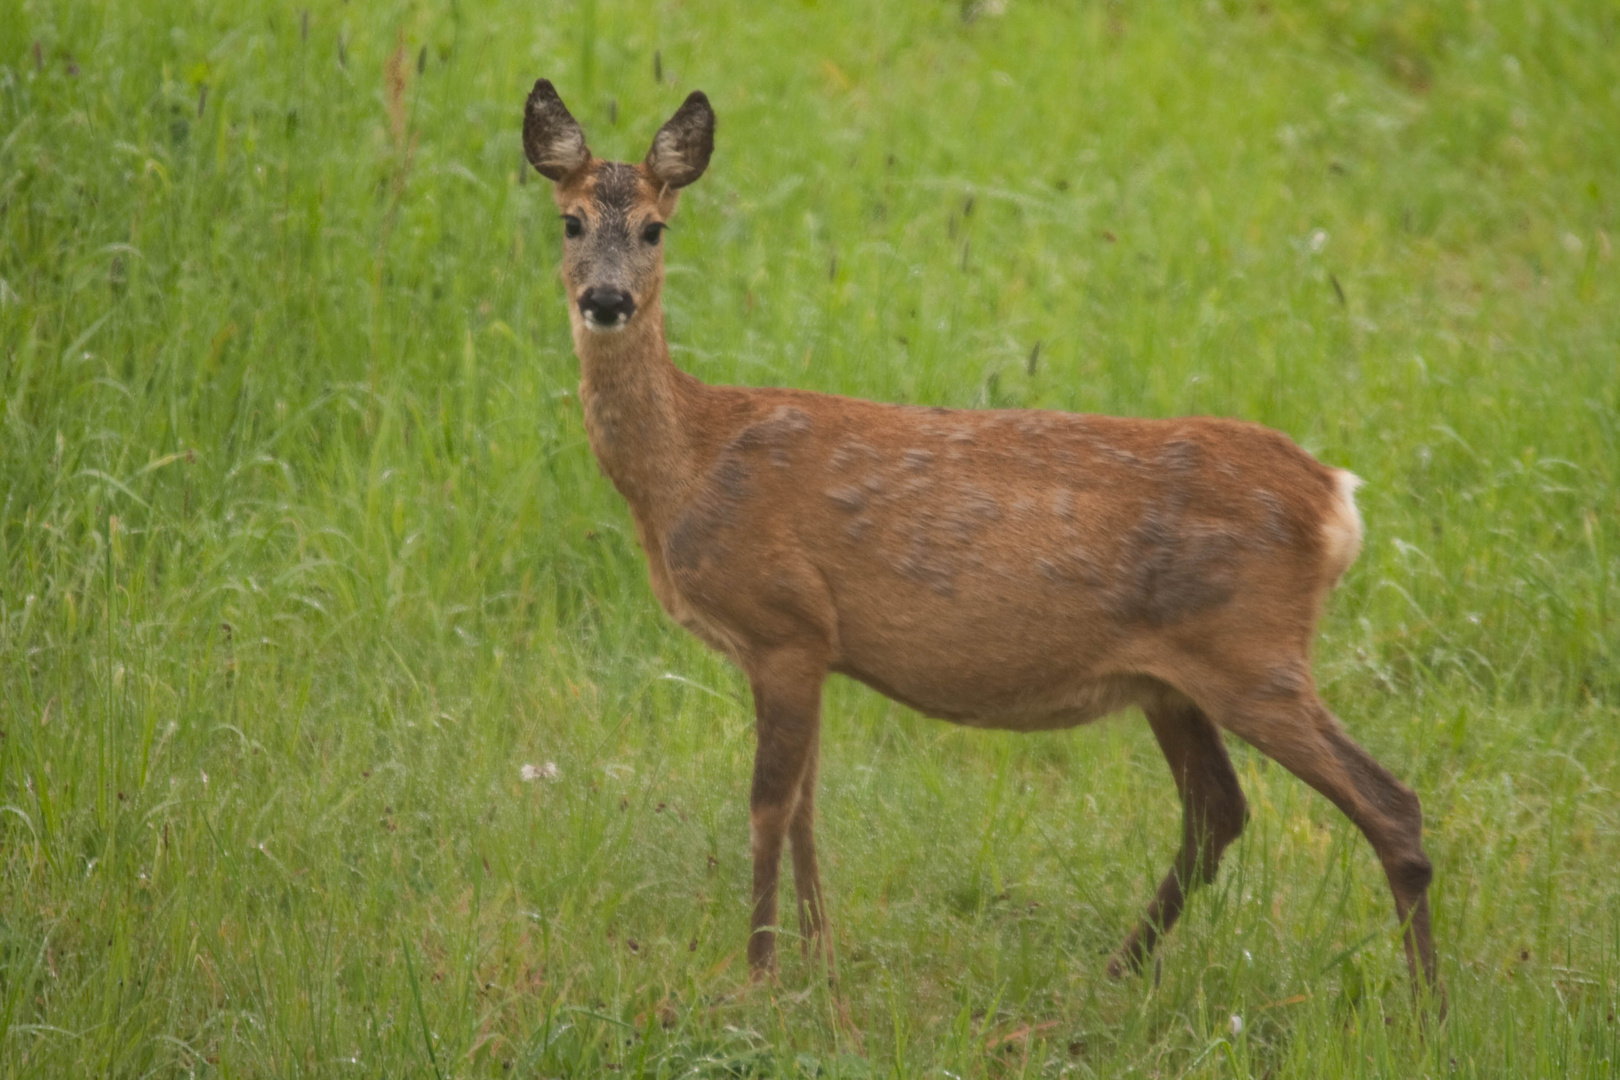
1321;469;1364;585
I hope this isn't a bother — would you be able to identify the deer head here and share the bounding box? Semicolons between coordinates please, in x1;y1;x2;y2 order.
522;80;715;338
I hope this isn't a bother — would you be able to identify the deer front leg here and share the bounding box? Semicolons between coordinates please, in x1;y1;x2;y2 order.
745;647;827;979
788;724;830;967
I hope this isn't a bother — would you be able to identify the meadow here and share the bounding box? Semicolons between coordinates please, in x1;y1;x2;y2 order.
2;0;1618;1075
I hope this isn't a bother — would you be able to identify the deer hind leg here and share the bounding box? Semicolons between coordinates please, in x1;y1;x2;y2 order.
1211;684;1441;1005
745;647;827;980
1109;692;1248;978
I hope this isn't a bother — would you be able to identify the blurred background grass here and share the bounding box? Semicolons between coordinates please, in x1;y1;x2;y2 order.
1;1;1617;1076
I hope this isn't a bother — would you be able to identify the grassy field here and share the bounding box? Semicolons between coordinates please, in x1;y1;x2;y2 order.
3;0;1618;1075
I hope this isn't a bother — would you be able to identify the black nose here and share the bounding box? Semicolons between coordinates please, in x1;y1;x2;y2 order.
579;287;636;325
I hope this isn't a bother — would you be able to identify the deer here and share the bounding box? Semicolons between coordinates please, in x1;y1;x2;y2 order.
520;78;1441;1005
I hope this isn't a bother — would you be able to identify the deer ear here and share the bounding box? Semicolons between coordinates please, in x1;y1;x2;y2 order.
645;91;715;189
523;79;590;181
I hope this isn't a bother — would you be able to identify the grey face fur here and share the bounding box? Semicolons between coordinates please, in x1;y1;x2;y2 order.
522;80;715;334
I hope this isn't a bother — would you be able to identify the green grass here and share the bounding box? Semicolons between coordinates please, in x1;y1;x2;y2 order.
2;0;1618;1075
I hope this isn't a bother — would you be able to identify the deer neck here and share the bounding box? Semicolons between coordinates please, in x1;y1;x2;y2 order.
575;300;698;523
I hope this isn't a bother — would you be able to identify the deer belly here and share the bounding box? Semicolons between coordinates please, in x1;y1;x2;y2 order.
823;574;1144;729
834;652;1146;731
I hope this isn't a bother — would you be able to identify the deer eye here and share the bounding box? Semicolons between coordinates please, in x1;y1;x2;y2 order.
641;222;666;246
562;215;583;239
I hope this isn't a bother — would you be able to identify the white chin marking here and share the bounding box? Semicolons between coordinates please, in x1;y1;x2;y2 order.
582;315;629;333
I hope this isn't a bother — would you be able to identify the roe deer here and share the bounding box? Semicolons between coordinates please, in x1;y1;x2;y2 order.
521;79;1440;1002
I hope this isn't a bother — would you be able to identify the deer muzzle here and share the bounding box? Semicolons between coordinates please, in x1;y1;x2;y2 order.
579;286;636;331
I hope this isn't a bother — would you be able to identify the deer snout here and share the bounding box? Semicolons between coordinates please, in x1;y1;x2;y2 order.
578;286;636;330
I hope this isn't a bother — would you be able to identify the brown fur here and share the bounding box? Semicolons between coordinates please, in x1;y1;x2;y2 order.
521;80;1441;1005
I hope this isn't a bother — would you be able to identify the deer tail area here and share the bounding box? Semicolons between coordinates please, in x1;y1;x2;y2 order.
1321;468;1365;587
